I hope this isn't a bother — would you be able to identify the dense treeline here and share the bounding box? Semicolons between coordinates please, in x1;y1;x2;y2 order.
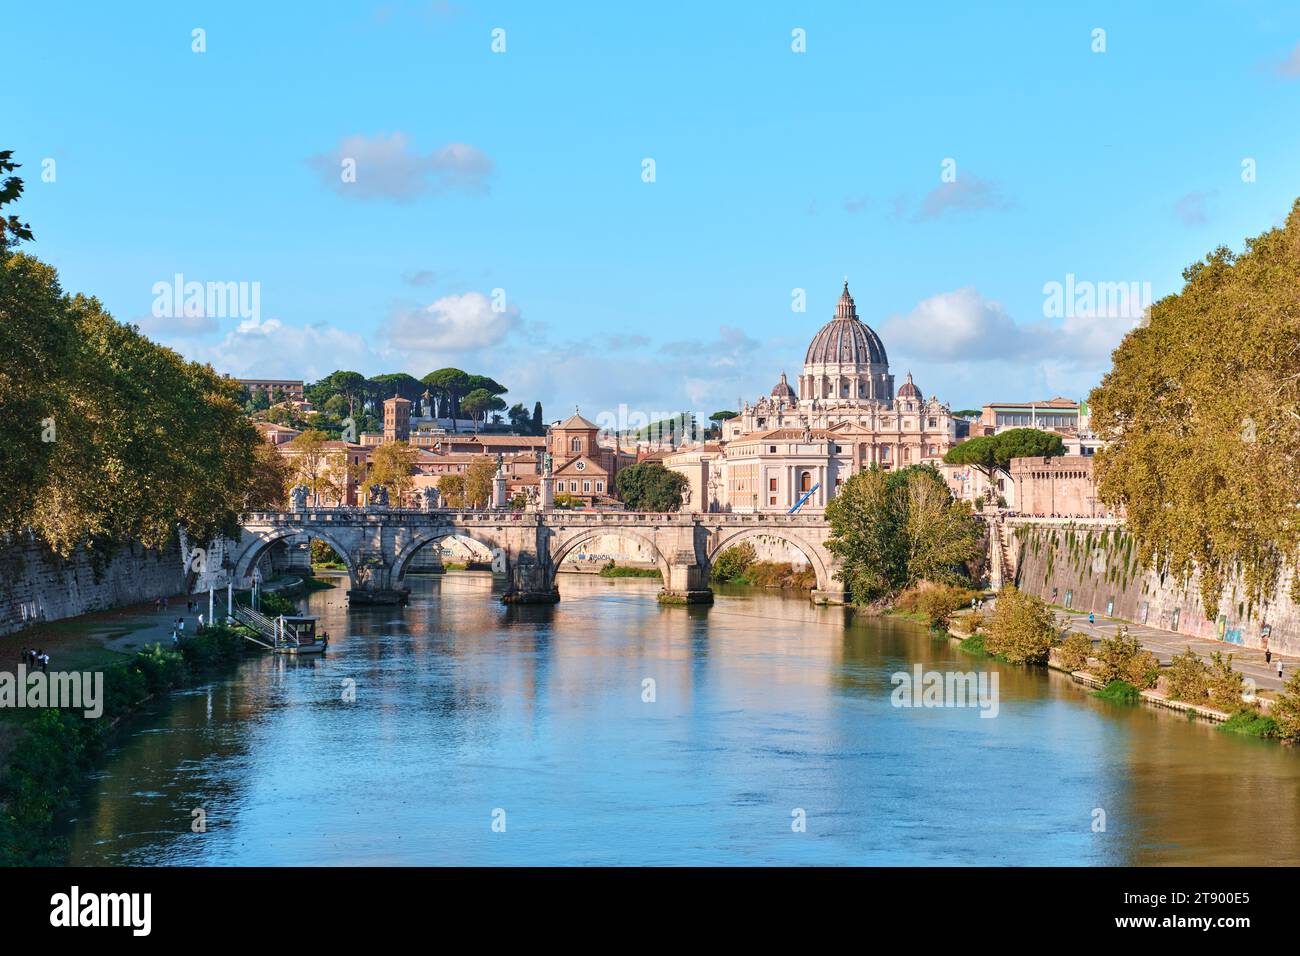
0;153;267;556
253;368;545;437
1089;198;1300;612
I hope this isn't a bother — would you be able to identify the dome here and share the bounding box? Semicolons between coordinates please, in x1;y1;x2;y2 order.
897;371;921;399
770;371;797;401
804;281;889;367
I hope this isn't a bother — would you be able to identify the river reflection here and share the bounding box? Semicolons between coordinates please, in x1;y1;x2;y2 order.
65;574;1300;865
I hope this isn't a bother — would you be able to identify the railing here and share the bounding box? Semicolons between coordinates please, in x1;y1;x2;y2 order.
232;603;309;650
241;508;828;526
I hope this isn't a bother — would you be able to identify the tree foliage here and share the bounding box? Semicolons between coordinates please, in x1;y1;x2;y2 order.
615;462;688;511
1089;200;1300;613
942;428;1065;485
984;586;1057;664
369;440;420;505
825;465;982;604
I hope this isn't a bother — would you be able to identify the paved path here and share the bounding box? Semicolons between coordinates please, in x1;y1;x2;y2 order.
1054;609;1293;694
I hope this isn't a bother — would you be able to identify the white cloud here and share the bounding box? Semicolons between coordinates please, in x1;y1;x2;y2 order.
181;317;381;381
384;291;518;353
307;132;493;202
879;287;1025;361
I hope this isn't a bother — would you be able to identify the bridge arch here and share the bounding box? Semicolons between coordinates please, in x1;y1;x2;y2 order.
706;527;834;593
233;526;358;588
548;527;673;583
389;528;510;588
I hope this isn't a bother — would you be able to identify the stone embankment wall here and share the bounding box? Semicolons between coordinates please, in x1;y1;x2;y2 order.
0;534;187;637
1006;519;1300;656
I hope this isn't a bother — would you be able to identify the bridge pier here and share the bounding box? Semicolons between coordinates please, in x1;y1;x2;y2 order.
658;555;714;605
811;586;849;606
502;552;560;605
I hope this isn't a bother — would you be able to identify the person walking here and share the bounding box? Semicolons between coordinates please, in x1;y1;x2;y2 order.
1266;647;1272;665
1278;658;1284;682
1088;612;1095;626
198;612;205;630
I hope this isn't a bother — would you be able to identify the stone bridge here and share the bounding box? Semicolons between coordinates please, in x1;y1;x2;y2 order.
229;509;845;605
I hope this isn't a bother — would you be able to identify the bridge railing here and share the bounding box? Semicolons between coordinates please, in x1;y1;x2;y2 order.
241;508;828;526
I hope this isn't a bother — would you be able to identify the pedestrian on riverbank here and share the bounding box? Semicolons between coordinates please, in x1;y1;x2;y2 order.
38;651;48;673
1278;659;1284;681
198;612;204;630
171;629;178;646
1089;612;1095;626
1266;647;1272;664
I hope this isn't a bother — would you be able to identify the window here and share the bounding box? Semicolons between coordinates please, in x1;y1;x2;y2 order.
769;496;777;506
769;445;776;453
800;471;812;493
570;437;581;452
928;418;937;427
833;444;843;453
595;481;604;492
575;460;586;471
769;477;777;491
583;481;591;493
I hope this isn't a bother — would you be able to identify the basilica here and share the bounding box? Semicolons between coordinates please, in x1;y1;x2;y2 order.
665;281;960;513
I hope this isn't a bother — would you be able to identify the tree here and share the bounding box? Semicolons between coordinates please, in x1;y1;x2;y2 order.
897;467;983;590
0;158;262;558
615;462;688;511
825;469;904;604
286;430;332;505
984;587;1057;664
311;370;367;417
1090;200;1300;614
507;402;531;433
461;388;505;432
0;150;34;253
439;474;466;508
825;465;981;605
943;428;1065;490
1166;648;1210;702
531;401;544;436
0;251;72;537
422;368;469;426
369;440;419;506
367;373;424;405
245;441;293;510
1093;632;1159;688
1271;672;1300;742
463;458;497;508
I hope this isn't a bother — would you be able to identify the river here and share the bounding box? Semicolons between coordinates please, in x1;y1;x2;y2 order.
65;573;1300;865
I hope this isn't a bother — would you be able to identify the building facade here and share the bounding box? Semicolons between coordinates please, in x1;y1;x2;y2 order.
668;281;960;513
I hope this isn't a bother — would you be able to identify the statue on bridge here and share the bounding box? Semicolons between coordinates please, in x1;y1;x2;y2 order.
367;484;390;509
289;484;310;512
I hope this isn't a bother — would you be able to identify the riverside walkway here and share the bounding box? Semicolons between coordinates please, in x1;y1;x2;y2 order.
1053;608;1295;694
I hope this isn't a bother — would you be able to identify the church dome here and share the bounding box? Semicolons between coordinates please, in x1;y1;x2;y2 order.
770;371;797;401
804;281;889;367
897;371;921;400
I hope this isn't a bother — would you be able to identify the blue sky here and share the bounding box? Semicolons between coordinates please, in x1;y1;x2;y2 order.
8;1;1300;418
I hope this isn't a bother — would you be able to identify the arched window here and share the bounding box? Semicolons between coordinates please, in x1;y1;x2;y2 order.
800;471;812;493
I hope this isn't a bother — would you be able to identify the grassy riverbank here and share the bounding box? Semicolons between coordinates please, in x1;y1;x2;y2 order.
0;624;252;865
598;561;661;579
